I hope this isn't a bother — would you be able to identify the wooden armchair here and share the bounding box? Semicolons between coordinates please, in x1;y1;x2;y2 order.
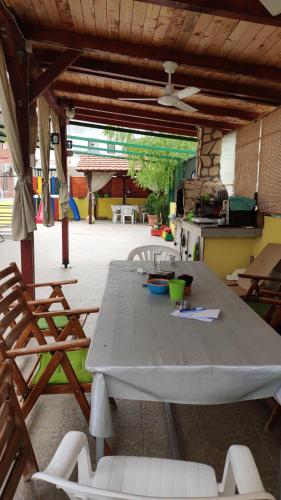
0;286;99;425
0;360;38;500
0;262;95;335
241;283;281;431
236;273;281;324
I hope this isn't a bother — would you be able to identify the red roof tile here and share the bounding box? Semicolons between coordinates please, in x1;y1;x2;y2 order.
76;155;130;172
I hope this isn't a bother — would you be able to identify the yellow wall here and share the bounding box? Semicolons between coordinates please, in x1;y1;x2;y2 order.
204;216;281;277
67;198;88;219
204;238;255;278
68;197;146;220
253;216;281;256
169;202;176;236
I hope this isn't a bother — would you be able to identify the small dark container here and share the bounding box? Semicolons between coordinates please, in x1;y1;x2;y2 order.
228;210;256;227
149;271;175;280
177;275;193;286
177;274;193;296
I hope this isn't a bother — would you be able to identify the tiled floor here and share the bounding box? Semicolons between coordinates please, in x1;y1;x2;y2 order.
0;221;280;498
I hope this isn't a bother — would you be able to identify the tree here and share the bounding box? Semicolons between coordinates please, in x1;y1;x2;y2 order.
105;130;196;196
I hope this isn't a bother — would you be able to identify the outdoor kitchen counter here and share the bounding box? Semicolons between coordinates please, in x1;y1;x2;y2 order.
181;221;262;238
174;220;263;277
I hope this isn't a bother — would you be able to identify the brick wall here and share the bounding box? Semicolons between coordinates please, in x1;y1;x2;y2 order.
70;176;88;198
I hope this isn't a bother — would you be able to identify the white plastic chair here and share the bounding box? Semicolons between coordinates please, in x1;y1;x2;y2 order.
122;205;135;224
128;244;180;262
111;205;122;224
32;431;274;500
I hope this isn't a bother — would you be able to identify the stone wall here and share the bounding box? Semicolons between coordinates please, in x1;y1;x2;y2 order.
184;127;225;212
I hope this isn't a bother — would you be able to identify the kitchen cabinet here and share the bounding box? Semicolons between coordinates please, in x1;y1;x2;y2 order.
174;220;262;278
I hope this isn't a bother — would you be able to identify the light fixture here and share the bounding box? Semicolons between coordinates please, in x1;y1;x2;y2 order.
65;103;75;120
50;132;59;145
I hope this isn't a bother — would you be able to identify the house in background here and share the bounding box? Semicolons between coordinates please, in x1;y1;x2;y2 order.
73;155;150;220
0;147;15;199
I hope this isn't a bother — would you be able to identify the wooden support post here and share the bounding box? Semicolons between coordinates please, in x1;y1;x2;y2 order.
60;119;69;267
89;172;93;225
0;13;35;285
123;176;126;205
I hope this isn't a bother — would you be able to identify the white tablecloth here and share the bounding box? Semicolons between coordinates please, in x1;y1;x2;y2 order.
86;261;281;438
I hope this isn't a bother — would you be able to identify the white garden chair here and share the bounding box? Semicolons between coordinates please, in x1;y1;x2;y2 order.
111;205;122;223
122;205;135;224
32;431;274;500
127;244;180;262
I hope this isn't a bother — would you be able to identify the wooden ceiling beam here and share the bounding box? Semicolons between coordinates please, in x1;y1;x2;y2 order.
136;0;281;28
76;109;198;133
73;99;200;127
35;49;281;105
74;113;197;137
26;27;281;83
55;83;256;122
29;49;81;104
29;54;65;117
76;107;235;131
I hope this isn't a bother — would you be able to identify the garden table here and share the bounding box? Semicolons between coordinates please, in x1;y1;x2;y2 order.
86;260;281;462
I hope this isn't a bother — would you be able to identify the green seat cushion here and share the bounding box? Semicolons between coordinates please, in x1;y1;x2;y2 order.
248;302;270;317
37;315;69;330
32;349;92;385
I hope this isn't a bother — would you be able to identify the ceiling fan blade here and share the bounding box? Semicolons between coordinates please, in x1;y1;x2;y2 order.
173;99;198;112
118;97;158;101
259;0;281;15
174;87;201;99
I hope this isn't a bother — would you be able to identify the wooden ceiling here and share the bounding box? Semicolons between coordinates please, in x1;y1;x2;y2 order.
4;0;281;136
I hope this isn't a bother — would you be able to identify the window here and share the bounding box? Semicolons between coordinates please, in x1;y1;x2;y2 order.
220;132;236;195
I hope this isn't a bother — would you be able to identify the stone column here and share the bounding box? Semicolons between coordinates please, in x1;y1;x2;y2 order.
196;127;222;179
184;127;225;212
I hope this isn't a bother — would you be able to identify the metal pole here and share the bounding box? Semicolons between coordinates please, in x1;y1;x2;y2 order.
60;119;69;267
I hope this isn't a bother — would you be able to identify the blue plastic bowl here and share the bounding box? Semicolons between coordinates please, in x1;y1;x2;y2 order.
145;279;169;295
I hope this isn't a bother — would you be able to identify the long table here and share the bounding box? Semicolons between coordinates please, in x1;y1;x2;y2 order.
86;260;281;461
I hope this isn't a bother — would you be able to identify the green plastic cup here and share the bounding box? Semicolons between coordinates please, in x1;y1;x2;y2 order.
168;279;185;301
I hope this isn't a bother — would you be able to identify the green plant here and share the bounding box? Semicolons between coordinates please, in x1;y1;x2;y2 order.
144;193;169;224
156;196;169;225
144;193;158;215
104;130;195;196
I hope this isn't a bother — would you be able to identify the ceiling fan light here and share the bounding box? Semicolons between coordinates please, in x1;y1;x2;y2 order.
66;104;75;119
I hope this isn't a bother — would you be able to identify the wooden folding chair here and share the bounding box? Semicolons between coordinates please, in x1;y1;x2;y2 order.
244;286;281;431
226;243;281;297
0;286;99;424
0;360;38;500
0;262;93;336
237;274;281;327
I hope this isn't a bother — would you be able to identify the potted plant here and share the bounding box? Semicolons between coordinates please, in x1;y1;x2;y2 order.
144;193;158;226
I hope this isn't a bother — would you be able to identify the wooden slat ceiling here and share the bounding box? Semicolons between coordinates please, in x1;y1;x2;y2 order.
5;0;281;135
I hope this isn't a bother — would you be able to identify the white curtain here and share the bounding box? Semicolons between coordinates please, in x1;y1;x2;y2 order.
29;105;38;169
50;110;69;218
38;96;54;227
91;172;113;192
0;43;36;240
88;171;113;214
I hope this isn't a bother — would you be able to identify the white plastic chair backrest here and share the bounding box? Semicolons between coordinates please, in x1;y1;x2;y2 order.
127;245;180;262
111;205;122;213
123;206;134;215
32;473;275;500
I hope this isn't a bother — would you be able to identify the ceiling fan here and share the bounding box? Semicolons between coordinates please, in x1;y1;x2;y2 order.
118;61;200;113
259;0;281;16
